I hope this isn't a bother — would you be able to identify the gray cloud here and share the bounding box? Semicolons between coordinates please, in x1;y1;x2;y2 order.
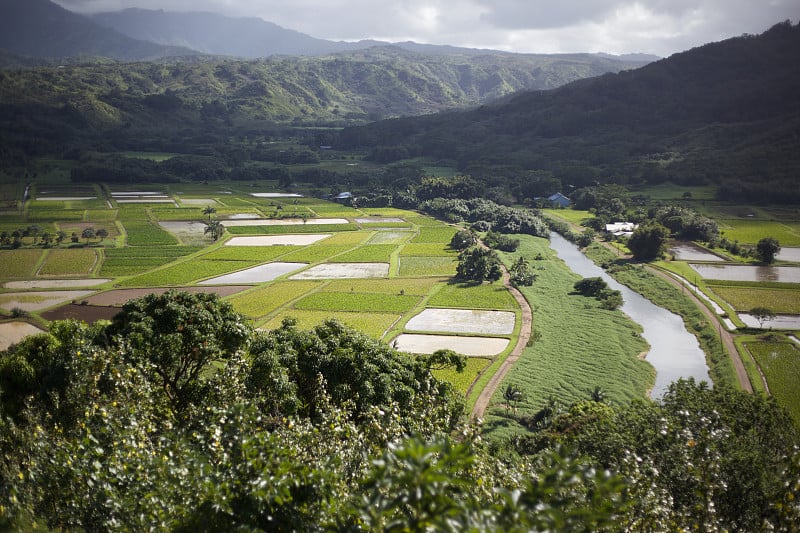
54;0;800;56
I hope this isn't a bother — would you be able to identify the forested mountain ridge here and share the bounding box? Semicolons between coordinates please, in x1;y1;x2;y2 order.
338;21;800;202
0;0;198;61
0;47;649;161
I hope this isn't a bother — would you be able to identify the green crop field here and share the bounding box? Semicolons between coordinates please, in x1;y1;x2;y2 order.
278;245;354;263
398;256;457;277
745;341;800;424
227;223;357;235
708;285;800;314
293;292;420;313
412;226;459;244
99;246;200;277
400;243;456;257
261;310;400;339
428;282;517;310
38;249;98;276
330;244;395;263
542;209;594;225
228;280;322;318
122;220;179;246
1;249;44;278
150;207;205;221
405;215;443;227
320;231;369;245
85;210;118;222
367;231;413;245
360;208;415;218
483;235;654;441
432;357;492;394
118;259;259;287
28;209;85;222
717;219;800;246
323;277;440;295
200;246;296;262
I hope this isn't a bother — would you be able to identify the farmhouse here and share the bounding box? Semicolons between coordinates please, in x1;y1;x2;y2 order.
547;192;571;208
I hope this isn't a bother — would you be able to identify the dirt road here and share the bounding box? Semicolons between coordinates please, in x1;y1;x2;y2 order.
470;268;533;419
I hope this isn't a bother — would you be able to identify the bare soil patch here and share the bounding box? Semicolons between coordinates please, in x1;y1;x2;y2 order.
84;286;251;306
41;304;120;323
226;235;331;246
0;322;45;350
393;334;509;356
406;309;515;335
290;263;389;280
199;263;307;285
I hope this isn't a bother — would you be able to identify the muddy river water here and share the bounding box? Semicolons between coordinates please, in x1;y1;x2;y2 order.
549;232;711;397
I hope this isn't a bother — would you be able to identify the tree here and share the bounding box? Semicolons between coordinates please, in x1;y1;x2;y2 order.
81;227;95;244
55;230;66;245
627;221;669;261
204;219;225;241
503;383;524;414
750;306;775;329
202;205;217;221
455;247;503;283
106;290;252;412
574;277;608;297
755;237;781;264
95;228;108;242
510;256;536;286
449;229;477;250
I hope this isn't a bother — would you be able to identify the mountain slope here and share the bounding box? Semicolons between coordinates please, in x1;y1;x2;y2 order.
0;0;198;61
337;21;800;202
91;8;342;57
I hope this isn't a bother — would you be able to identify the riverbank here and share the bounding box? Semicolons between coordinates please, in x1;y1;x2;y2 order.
582;242;739;389
481;234;653;441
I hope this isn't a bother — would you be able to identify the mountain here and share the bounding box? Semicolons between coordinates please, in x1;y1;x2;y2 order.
90;8;659;64
91;8;345;57
0;0;198;61
337;21;800;203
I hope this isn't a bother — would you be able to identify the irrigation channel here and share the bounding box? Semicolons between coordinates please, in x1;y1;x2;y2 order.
549;232;710;398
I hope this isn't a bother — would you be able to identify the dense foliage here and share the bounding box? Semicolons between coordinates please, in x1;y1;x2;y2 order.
0;292;798;530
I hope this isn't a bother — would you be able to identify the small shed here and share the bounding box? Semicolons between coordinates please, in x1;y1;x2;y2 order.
334;191;353;204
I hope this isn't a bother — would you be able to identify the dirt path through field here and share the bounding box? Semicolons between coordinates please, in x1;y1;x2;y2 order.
644;265;753;392
470;268;532;419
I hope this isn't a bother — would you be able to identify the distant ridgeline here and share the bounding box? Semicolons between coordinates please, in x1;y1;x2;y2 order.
338;21;800;203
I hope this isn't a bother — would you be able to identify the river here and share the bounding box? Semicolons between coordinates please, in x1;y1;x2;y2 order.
549;232;711;398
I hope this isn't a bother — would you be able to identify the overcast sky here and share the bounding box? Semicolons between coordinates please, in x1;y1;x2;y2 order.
55;0;799;56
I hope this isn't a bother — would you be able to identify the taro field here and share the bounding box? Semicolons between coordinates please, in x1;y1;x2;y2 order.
744;341;800;424
0;183;524;398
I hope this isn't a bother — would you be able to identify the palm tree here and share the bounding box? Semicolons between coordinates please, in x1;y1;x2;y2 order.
503;383;524;414
204;220;225;242
202;205;217;221
589;386;606;403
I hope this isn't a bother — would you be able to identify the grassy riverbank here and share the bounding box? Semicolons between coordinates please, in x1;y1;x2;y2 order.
583;243;738;388
482;235;653;441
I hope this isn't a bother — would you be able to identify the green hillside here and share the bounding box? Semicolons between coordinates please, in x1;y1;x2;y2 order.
338;21;800;203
